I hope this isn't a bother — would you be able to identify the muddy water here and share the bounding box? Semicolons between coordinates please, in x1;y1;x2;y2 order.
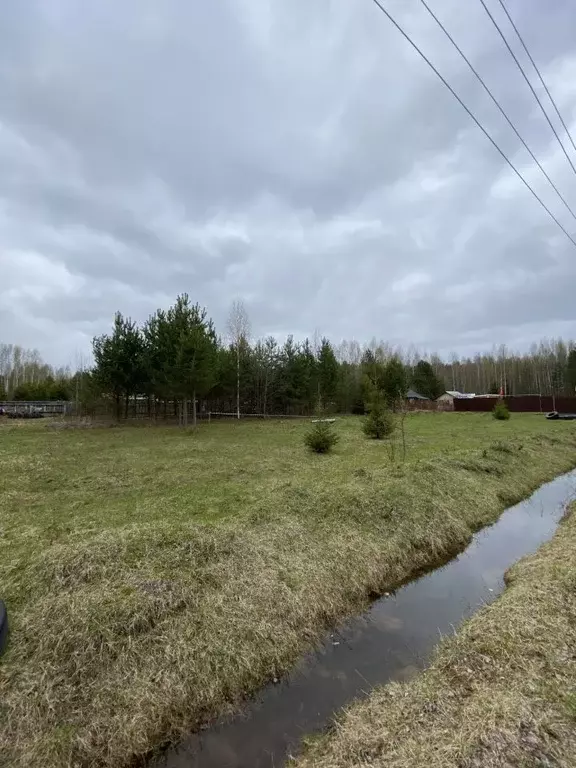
154;470;576;768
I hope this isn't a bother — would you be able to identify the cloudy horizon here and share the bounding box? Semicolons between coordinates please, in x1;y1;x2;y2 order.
1;0;576;367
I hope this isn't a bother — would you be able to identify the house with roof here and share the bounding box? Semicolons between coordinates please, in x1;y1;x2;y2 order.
406;389;429;402
436;390;476;404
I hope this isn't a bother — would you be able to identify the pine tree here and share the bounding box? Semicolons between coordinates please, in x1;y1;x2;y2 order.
363;385;395;439
294;339;318;413
360;349;386;406
411;359;444;400
566;349;576;394
166;296;217;426
253;337;279;415
144;296;217;426
317;338;339;409
382;357;408;408
93;313;145;419
336;361;363;414
304;419;339;453
493;400;511;420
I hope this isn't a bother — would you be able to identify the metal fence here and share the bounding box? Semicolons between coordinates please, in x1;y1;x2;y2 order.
0;400;72;415
207;411;311;421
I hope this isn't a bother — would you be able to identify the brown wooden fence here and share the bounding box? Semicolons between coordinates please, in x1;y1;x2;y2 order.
453;395;576;413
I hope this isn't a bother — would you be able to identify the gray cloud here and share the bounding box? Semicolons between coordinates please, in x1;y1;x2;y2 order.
1;0;576;365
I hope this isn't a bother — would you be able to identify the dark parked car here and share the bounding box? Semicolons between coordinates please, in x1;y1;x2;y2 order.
546;411;576;420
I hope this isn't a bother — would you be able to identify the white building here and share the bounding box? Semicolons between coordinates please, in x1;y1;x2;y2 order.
436;390;476;404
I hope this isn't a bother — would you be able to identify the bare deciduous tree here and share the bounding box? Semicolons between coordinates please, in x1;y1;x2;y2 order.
227;300;251;420
0;343;57;396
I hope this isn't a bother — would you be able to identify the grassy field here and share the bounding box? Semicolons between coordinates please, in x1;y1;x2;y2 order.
1;413;576;767
296;500;576;768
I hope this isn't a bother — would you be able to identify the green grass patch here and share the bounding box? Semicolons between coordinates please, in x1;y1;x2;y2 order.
1;413;575;767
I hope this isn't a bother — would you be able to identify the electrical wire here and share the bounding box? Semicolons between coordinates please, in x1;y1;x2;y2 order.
477;0;576;179
419;0;576;224
496;0;576;156
366;0;576;249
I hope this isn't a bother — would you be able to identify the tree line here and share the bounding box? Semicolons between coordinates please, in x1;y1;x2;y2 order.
84;297;576;421
88;295;360;423
0;344;71;401
2;299;575;416
86;297;428;423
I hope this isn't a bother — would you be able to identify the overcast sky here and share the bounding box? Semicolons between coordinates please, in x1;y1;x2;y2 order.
1;0;575;366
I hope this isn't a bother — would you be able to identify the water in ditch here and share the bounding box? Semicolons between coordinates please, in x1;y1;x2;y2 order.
154;470;576;768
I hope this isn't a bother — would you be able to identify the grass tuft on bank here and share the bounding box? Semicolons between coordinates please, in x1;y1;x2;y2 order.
296;500;576;768
0;414;575;767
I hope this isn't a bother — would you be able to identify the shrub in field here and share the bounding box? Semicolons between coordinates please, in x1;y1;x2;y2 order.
304;420;339;454
493;400;511;420
363;400;396;439
491;440;513;453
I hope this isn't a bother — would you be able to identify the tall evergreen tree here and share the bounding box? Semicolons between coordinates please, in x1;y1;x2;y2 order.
298;339;318;412
164;295;217;426
382;356;408;408
278;335;298;412
566;349;576;394
93;313;145;418
336;361;363;414
143;297;217;425
360;349;386;404
317;337;339;409
143;308;174;410
252;337;279;415
411;359;444;400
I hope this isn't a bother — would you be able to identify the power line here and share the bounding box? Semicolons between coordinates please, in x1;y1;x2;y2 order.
366;0;576;249
496;0;576;156
477;0;576;179
418;0;576;224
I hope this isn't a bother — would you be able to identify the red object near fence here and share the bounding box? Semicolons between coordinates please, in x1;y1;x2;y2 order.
453;395;576;413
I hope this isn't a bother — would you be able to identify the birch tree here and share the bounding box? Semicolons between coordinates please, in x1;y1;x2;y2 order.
227;299;251;419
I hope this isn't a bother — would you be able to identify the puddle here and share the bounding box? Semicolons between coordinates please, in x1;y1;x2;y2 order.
153;470;576;768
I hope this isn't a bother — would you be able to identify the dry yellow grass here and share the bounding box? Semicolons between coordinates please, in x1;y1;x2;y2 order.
1;415;575;767
296;502;576;768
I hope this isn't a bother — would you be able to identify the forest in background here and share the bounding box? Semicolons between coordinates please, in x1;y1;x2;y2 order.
1;296;576;418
